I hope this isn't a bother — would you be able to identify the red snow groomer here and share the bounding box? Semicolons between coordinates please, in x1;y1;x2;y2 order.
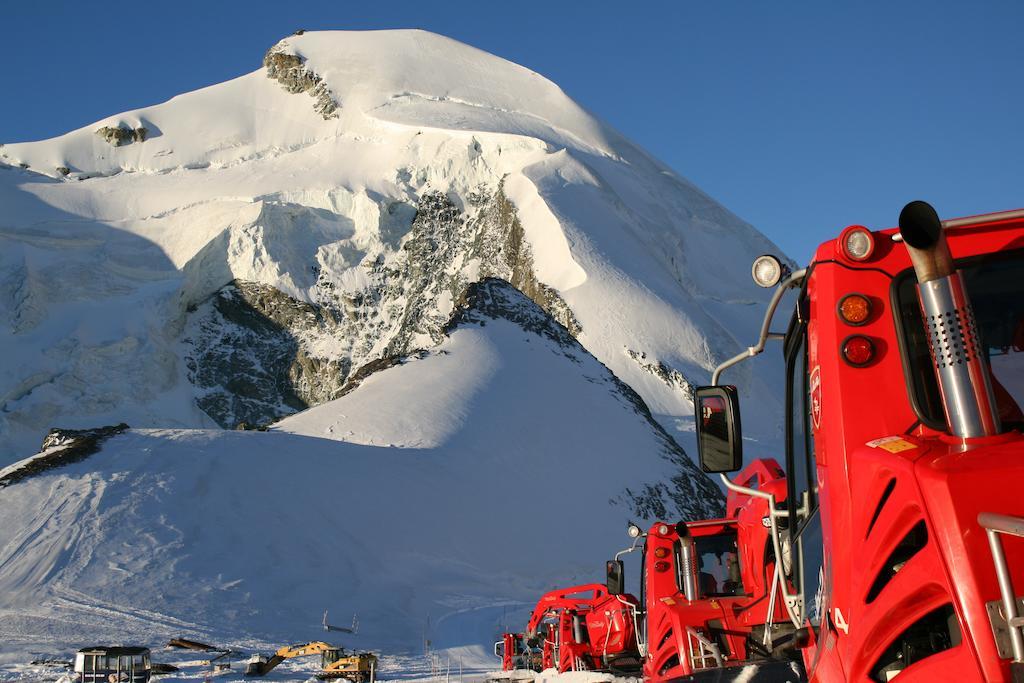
516;583;643;674
693;202;1024;681
605;458;800;681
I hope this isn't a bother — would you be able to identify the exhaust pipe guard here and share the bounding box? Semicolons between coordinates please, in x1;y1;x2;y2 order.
899;201;1000;438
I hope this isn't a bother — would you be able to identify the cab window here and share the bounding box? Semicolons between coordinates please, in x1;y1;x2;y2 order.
786;323;817;512
894;250;1024;429
693;530;744;597
786;318;824;628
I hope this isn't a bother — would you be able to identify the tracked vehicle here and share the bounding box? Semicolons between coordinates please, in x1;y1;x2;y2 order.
245;641;376;681
605;459;799;681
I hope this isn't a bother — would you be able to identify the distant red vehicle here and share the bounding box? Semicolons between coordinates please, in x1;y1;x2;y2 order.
693;203;1024;681
511;583;642;674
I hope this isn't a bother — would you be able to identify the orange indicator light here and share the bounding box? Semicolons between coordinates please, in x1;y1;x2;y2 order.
838;294;871;325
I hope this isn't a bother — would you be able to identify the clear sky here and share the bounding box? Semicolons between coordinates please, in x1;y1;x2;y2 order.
2;1;1021;262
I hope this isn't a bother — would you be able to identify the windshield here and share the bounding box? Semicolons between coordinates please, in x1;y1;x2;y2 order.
895;251;1024;429
684;529;744;598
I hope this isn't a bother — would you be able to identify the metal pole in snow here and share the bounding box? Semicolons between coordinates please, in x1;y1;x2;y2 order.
446;656;450;683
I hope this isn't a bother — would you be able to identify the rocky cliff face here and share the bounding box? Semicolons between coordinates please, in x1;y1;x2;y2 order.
185;185;582;429
185;282;346;428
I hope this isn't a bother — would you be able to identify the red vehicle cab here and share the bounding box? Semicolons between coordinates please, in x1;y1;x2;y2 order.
695;205;1024;681
494;632;542;672
606;459;797;681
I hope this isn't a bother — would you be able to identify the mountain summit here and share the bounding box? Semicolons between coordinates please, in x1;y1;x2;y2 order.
0;29;783;458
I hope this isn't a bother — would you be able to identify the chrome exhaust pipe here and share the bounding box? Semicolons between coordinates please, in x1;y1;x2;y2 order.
677;525;699;601
898;201;1000;438
572;614;586;644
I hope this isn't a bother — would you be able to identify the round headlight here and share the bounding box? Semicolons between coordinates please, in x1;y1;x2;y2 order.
751;254;784;288
627;523;642;538
840;225;875;262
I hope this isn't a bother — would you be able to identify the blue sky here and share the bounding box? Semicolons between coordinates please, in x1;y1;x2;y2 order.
2;1;1021;262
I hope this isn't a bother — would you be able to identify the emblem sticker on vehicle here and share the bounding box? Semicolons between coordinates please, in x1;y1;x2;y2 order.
810;365;822;430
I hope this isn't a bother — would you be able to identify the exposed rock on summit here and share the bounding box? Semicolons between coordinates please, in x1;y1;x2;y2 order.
95;125;148;146
263;44;340;119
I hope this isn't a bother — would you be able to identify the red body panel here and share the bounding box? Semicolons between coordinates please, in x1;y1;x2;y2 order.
793;213;1024;681
642;460;792;682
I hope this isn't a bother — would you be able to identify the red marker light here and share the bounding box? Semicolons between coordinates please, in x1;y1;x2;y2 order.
842;335;875;367
654;561;670;573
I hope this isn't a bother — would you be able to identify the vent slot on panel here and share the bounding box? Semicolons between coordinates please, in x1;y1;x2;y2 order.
658;654;679;676
866;520;928;604
867;478;897;538
870;604;960;682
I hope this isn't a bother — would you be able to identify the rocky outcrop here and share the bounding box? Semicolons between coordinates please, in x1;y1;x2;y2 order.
471;188;582;336
95;125;148;147
263;46;339;119
0;424;129;489
185;186;584;430
448;277;578;352
185;282;347;429
627;348;695;403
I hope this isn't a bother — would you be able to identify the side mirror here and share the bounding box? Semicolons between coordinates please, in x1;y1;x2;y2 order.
694;385;743;473
606;559;625;595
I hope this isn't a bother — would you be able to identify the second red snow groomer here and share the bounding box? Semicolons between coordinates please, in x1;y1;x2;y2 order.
605;459;798;681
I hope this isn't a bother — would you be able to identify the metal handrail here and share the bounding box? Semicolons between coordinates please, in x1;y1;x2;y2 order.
684;626;723;670
979;512;1024;665
711;268;806;385
711;268;807;627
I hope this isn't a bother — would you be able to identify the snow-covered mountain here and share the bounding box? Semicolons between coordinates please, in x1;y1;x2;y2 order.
0;29;788;675
0;279;721;671
0;29;783;460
